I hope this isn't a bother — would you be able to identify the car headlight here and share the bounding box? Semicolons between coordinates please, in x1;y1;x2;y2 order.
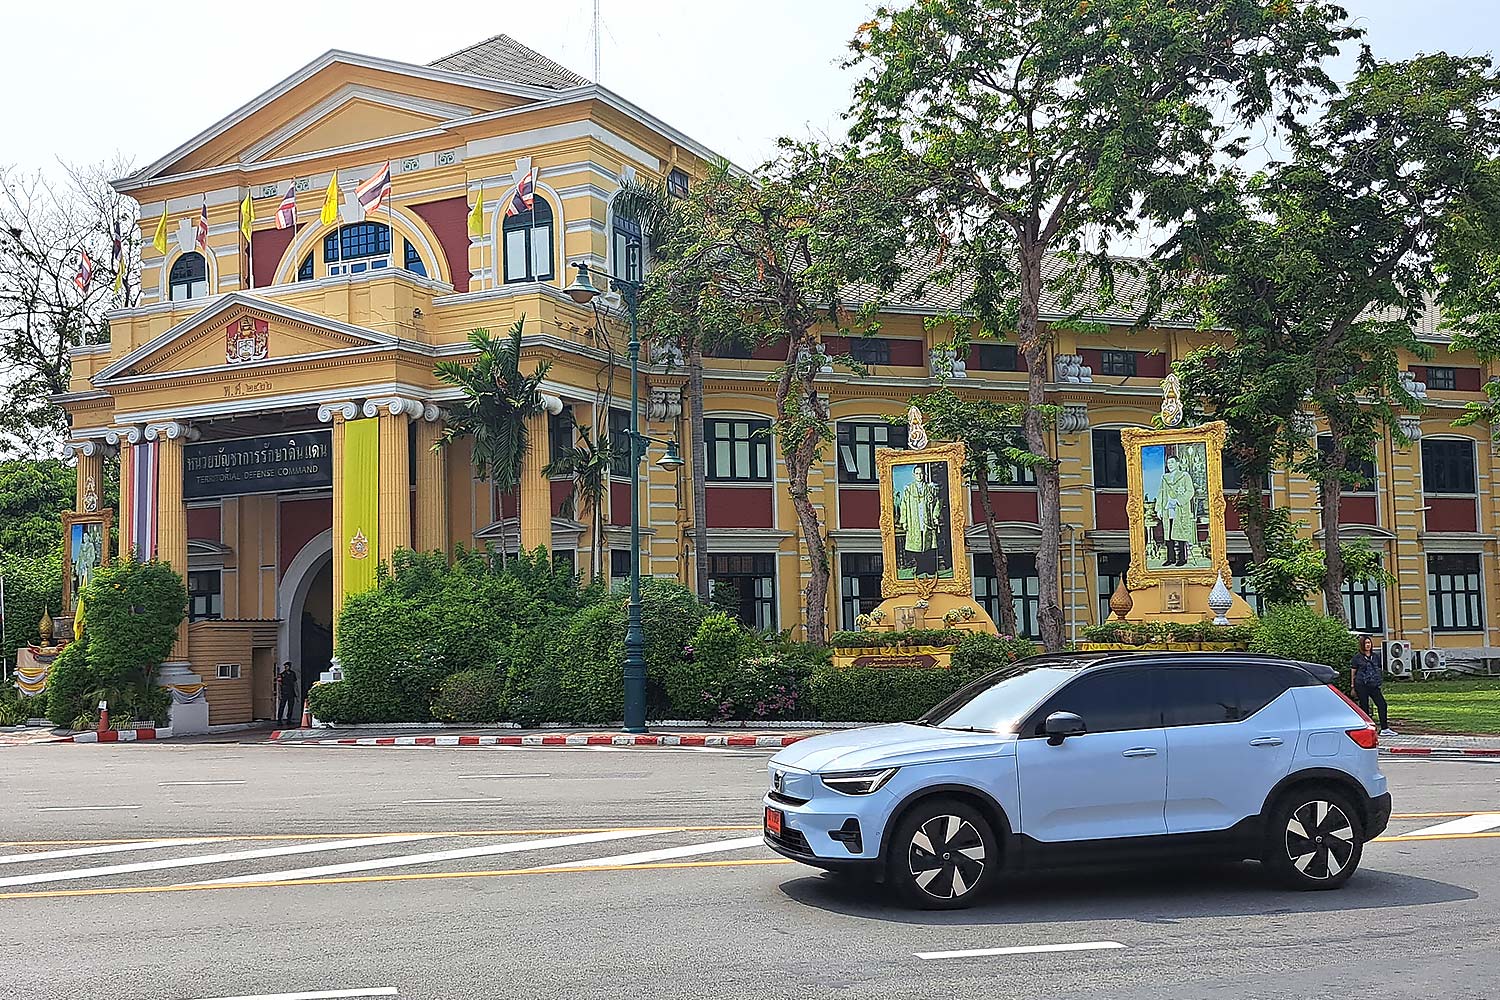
819;767;899;795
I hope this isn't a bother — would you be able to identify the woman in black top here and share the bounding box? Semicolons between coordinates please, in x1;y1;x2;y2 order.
1350;635;1394;735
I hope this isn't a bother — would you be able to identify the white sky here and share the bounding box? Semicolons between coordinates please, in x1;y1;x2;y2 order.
3;0;1497;182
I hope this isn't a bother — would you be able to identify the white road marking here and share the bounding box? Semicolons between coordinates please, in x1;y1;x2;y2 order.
530;835;765;870
36;805;141;812
916;941;1126;960
160;780;247;786
1404;813;1500;837
195;828;668;885
0;835;440;889
400;798;513;805
456;773;550;779
183;990;397;1000
0;838;218;866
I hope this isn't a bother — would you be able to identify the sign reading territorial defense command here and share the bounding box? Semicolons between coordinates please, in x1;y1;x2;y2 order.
184;431;333;499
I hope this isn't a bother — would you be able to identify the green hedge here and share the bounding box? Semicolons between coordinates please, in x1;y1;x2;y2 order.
1250;604;1358;686
431;669;505;723
1081;619;1256;646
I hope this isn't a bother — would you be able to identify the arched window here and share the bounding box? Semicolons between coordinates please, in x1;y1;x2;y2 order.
503;197;554;283
613;213;642;283
323;222;391;274
403;238;426;277
169;252;208;301
297;252;313;282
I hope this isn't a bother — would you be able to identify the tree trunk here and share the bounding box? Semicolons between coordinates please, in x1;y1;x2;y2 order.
976;483;1018;635
1238;483;1270;565
1319;439;1347;623
778;335;830;645
687;343;711;599
1017;254;1064;650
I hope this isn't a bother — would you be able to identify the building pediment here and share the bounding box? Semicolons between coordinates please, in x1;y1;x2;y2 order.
94;294;406;385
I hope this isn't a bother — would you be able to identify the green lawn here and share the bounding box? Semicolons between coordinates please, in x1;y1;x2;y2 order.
1385;678;1500;735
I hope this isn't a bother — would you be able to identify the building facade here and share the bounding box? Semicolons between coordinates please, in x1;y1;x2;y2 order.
58;35;1500;725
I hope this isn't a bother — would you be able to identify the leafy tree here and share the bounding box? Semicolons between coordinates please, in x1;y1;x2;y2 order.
434;319;551;564
906;388;1038;634
0;457;75;557
80;558;186;689
639;148;913;645
1245;507;1390;609
847;0;1355;648
1176;49;1500;620
544;425;612;582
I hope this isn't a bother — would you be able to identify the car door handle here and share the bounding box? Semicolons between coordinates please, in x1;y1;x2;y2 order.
1249;737;1284;747
1121;747;1159;758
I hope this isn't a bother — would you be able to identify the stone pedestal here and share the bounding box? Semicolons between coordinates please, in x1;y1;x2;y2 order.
1121;578;1255;625
865;592;998;634
157;662;209;734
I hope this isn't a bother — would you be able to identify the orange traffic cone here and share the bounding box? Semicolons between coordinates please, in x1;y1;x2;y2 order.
96;700;109;734
300;698;311;729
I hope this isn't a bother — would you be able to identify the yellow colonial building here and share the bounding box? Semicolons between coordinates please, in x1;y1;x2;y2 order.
57;34;1500;729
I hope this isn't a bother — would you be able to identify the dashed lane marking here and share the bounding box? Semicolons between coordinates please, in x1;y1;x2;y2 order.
35;805;141;812
184;990;397;1000
0;838;221;866
916;941;1126;960
1393;813;1500;838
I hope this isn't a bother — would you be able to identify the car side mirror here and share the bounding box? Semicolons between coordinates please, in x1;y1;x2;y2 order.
1044;711;1086;746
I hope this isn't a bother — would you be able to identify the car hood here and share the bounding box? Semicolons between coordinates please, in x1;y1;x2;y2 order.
771;723;1014;772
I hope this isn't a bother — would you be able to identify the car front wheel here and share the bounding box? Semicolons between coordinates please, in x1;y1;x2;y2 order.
1263;786;1364;890
887;797;997;909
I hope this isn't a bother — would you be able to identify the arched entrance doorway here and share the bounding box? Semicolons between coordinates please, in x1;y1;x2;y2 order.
278;528;334;702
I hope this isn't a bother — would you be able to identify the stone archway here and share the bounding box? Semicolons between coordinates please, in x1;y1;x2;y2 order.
277;528;333;689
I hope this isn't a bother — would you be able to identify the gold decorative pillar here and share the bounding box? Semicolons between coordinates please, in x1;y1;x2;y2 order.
145;420;197;661
318;402;359;639
364;397;419;565
413;405;449;556
519;400;559;553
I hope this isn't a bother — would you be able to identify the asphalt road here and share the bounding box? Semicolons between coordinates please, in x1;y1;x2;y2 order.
1;742;1497;1000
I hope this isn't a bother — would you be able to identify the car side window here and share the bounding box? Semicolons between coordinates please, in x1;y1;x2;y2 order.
1162;666;1293;727
1025;668;1160;736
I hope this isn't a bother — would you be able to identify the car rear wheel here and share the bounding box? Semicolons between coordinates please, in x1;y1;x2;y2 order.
1262;785;1364;890
887;797;997;909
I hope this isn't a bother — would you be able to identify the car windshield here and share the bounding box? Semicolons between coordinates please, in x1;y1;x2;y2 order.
915;664;1082;733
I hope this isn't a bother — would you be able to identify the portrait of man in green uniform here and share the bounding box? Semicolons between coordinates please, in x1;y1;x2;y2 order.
892;461;954;579
1142;442;1209;570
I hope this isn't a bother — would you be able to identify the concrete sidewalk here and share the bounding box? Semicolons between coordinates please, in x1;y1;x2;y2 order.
1380;732;1500;757
268;726;824;748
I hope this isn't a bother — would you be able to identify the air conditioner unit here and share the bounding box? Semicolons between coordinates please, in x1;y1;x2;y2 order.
1418;647;1448;678
1384;639;1414;678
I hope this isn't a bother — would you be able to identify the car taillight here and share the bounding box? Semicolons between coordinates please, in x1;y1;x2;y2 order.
1346;727;1379;749
1328;684;1375;725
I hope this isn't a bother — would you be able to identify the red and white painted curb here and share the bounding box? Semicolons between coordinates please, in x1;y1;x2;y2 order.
1382;746;1500;758
271;732;814;749
52;727;173;744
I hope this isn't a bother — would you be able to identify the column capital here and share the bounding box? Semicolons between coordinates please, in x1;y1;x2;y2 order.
318;401;360;422
1058;402;1090;435
67;438;117;458
144;421;200;442
421;402;448;423
105;425;145;446
538;393;564;416
648;388;682;422
362;396;425;419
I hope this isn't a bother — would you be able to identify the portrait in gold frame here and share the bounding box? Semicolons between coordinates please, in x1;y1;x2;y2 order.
877;440;972;597
1120;422;1229;590
62;509;113;614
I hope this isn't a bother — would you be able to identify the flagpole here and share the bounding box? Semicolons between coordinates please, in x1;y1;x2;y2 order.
247;192;254;291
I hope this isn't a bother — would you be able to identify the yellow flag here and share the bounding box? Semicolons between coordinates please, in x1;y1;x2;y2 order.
152;207;169;255
467;185;484;237
240;192;255;242
73;593;85;641
320;171;339;226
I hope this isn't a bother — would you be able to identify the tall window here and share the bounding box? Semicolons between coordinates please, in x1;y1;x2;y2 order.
972;343;1019;371
323;221;392;275
503;198;554;282
608;409;633;478
549;406;576;468
709;553;776;630
836;421;907;484
1092;429;1128;489
169;252;208;301
1342;569;1385;634
613;213;642;283
1428;553;1483;631
1422;438;1477;495
1097;552;1130;624
1425;366;1458;391
610;547;635;586
1316;435;1376;493
983;431;1035;486
848;337;892;365
974;553;1039;639
187;570;223;621
667;168;690;199
706;418;772;482
840;552;884;629
1222;455;1266;494
1099;350;1138;377
1228;553;1264;615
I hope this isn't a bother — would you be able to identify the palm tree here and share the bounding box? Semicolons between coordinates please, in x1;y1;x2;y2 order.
612;179;710;600
543;425;612;582
434;318;551;565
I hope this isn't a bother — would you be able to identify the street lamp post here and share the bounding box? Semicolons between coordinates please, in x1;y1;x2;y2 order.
565;260;683;733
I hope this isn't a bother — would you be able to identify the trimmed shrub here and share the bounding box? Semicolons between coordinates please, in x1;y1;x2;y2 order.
45;642;94;728
806;666;963;724
82;559;186;688
0;551;62;659
829;628;969;650
1250;604;1358;686
307;680;357;724
669;613;757;718
431;669;505;723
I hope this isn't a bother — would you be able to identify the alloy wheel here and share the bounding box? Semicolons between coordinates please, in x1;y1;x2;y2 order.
908;814;986;900
1284;799;1355;881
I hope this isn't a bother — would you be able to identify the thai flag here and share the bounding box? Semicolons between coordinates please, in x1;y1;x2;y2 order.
505;167;536;218
194;203;209;251
110;218;123;266
356;162;392;215
276;183;297;229
73;248;94;292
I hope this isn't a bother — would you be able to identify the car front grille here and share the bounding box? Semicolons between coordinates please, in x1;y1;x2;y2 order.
768;790;809;807
765;824;812;855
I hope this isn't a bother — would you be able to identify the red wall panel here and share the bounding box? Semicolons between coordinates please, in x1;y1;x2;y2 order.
251;225;298;289
187;505;221;542
551;480;573;518
1337;495;1378;526
1095;491;1129;531
839;488;880;528
970;489;1039;524
410;196;471;292
609;481;629;526
278;498;331;574
706;486;774;528
1426;496;1477;533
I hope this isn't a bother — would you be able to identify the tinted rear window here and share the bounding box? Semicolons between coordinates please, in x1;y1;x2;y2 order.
1162;666;1295;727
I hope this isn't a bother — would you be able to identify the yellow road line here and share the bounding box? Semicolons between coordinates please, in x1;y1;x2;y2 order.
1391;812;1499;820
0;825;761;848
0;857;794;901
1375;830;1500;843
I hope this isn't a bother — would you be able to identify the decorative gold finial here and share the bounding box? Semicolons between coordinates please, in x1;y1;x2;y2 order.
907;404;929;450
39;607;53;642
1109;579;1134;621
1160;373;1184;428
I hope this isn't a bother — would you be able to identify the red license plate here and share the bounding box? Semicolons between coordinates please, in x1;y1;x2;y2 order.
765;806;783;836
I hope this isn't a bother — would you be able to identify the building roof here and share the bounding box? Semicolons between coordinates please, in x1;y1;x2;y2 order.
429;34;591;90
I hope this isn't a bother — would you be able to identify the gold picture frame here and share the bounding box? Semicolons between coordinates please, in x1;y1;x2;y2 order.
62;509;113;615
877;440;972;597
1120;422;1229;590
